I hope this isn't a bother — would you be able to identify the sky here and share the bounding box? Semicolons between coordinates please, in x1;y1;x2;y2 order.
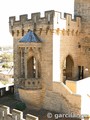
0;0;74;47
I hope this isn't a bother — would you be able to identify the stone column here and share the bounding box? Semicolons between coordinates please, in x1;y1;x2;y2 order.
24;47;27;79
21;48;23;76
35;59;38;78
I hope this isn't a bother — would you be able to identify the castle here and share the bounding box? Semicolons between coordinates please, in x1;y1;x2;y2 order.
9;0;90;117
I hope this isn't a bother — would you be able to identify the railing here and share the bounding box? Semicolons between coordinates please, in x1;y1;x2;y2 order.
19;78;42;90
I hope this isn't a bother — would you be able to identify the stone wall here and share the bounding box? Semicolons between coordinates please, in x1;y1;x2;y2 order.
0;105;38;120
18;88;44;109
8;8;90;116
18;82;81;115
60;33;90;82
74;0;90;34
43;82;81;115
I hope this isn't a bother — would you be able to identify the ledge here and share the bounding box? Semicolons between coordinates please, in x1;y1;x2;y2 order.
18;42;42;48
18;78;42;90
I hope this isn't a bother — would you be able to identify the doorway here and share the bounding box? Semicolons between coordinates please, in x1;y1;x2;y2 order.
63;55;74;80
78;66;84;80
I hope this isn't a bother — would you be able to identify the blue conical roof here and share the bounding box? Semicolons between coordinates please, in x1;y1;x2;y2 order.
19;31;41;42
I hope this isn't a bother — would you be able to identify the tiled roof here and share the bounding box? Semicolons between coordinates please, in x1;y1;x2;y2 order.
19;31;42;42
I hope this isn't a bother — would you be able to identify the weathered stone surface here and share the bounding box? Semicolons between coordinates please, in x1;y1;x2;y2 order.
9;0;90;116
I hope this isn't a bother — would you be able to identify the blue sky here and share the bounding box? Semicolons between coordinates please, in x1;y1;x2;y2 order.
0;0;74;46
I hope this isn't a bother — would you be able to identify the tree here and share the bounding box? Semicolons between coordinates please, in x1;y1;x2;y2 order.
1;53;13;62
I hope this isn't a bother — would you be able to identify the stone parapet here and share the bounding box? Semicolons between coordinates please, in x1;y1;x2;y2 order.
9;10;81;36
19;78;42;90
0;105;38;120
18;88;43;109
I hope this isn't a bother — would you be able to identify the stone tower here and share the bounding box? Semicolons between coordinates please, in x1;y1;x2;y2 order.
9;10;82;109
8;1;90;115
9;11;59;106
74;0;90;34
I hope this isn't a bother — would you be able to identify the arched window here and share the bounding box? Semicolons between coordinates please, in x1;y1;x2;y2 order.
27;56;41;78
17;30;19;36
27;56;36;78
22;29;24;36
63;55;74;81
33;57;36;78
12;30;14;36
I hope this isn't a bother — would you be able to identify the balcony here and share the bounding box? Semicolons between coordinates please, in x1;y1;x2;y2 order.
19;78;42;90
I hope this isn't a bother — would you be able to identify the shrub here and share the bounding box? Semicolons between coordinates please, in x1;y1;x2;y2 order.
2;63;9;68
15;102;26;111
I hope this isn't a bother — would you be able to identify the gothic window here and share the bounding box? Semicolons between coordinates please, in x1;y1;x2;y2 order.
33;57;36;78
33;23;36;32
46;26;49;34
66;55;74;80
39;28;42;35
17;30;19;36
63;55;74;82
22;29;24;36
21;48;25;77
27;56;36;78
12;30;14;36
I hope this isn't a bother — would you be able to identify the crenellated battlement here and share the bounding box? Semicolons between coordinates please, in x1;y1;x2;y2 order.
64;13;81;31
53;12;81;33
9;10;54;27
0;105;38;120
9;10;81;36
9;10;81;25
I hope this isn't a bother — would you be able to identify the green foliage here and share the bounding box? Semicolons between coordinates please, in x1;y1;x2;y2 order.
0;80;9;85
15;102;26;111
2;63;9;68
0;53;13;62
